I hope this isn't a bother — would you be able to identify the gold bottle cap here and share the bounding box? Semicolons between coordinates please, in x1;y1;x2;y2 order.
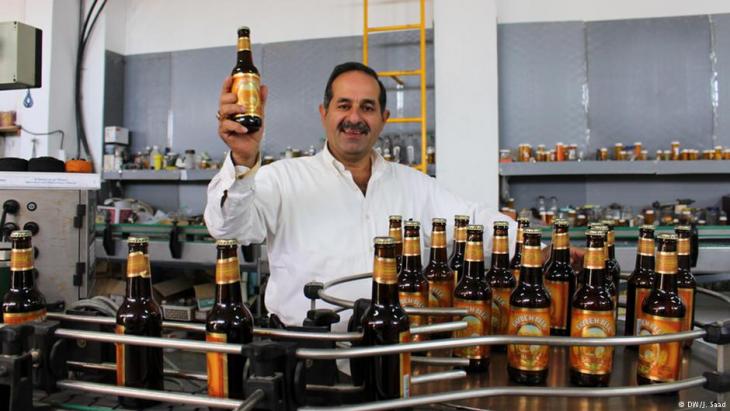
554;219;569;226
432;217;446;224
658;233;678;241
454;214;470;221
128;236;150;244
9;230;32;239
517;217;530;224
404;220;420;229
675;225;691;233
586;229;604;237
467;224;484;232
216;239;238;246
374;236;396;245
524;228;541;235
640;224;655;231
238;26;250;32
493;221;510;228
590;224;608;232
389;215;402;221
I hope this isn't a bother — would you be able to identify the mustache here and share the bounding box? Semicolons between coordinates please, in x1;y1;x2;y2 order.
338;120;370;134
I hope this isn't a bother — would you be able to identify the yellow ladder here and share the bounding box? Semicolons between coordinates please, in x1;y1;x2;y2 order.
363;0;428;173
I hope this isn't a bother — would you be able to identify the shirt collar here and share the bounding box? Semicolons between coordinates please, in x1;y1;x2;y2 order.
318;141;390;179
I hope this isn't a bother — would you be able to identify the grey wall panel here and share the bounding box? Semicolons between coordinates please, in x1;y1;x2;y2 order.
104;50;125;127
123;52;172;153
122;184;180;214
507;176;588;210
711;13;730;147
586;16;713;153
169;44;263;161
498;22;588;150
178;184;208;216
584;176;730;209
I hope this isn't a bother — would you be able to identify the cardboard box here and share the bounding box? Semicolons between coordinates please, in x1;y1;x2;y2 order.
97;205;133;224
152;277;193;304
194;283;215;312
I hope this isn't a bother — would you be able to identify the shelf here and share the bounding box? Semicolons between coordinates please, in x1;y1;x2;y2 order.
0;171;100;189
499;160;730;176
103;169;219;182
0;125;20;135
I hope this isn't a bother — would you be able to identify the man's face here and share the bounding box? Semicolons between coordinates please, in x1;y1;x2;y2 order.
319;70;389;163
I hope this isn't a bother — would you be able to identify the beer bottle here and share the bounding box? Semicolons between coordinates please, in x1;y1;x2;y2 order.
116;237;163;408
423;218;452;339
389;215;404;271
362;237;411;400
509;218;530;285
675;226;696;349
590;224;617;323
508;228;551;385
600;220;622;294
3;230;46;324
624;225;656;339
570;230;615;387
544;219;574;336
398;221;429;343
448;215;469;290
453;225;492;373
485;221;513;352
207;239;255;404
637;234;685;386
231;27;262;133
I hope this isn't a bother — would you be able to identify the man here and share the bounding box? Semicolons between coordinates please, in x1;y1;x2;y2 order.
205;62;517;328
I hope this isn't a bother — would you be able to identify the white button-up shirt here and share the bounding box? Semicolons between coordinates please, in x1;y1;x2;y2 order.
205;144;516;330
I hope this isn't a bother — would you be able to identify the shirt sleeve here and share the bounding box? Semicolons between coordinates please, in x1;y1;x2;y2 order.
204;151;281;245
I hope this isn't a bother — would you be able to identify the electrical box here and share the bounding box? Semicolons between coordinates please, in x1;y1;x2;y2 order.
0;21;42;90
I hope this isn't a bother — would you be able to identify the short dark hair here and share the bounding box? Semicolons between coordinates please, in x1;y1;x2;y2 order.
323;62;387;113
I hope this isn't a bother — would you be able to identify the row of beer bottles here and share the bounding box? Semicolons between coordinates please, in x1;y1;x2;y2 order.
114;237;253;409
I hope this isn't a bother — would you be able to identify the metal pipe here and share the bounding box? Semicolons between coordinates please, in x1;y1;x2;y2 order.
236;389;265;411
67;360;207;381
48;312;205;332
697;286;730;305
410;370;466;385
299;376;707;411
410;356;469;367
405;307;468;316
297;330;707;360
56;379;245;409
411;321;466;335
56;328;241;354
306;384;365;394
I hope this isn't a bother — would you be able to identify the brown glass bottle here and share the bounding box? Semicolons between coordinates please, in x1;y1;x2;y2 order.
485;221;513;352
569;231;615;387
601;220;622;296
362;237;411;400
637;234;685;386
509;218;530;285
389;215;404;272
398;221;429;343
453;225;492;373
3;230;46;324
231;27;262;133
544;220;574;336
448;215;470;290
625;225;656;340
508;228;551;385
675;226;696;349
590;225;617;324
423;218;453;339
115;237;163;408
207;240;255;405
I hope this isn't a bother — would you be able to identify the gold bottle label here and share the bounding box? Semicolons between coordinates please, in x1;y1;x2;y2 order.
428;280;452;324
638;238;654;256
464;241;483;262
116;325;126;386
507;307;550;371
373;257;397;284
3;308;46;325
570;309;615;375
677;238;690;256
584;247;604;270
545;280;569;330
403;237;420;256
10;248;33;271
678;288;694;336
491;287;511;336
522;245;542;268
232;72;262;119
455;226;467;242
237;37;251;51
553;232;570;250
389;228;403;244
207;332;229;398
216;256;240;284
399;331;411;398
493;235;509;254
637;314;682;382
431;231;446;248
127;251;150;278
656;252;678;274
453;297;491;359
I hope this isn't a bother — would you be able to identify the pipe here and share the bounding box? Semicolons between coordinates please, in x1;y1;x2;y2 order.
697;286;730;305
67;360;207;381
56;328;241;354
299;377;707;411
410;357;469;367
56;379;246;409
410;370;466;385
411;321;466;335
297;330;707;360
306;384;365;394
235;389;265;411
